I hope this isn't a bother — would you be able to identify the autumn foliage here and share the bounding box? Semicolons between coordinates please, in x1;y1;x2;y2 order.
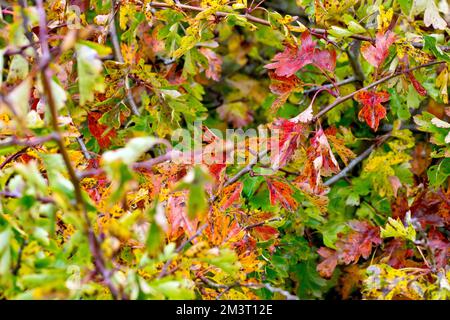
0;0;449;301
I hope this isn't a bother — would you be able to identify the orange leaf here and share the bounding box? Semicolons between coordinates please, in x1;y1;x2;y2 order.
266;178;298;211
354;90;390;131
220;182;243;210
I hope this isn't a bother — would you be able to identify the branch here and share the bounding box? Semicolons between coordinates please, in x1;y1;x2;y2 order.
324;133;391;186
312;60;446;121
0;133;58;148
347;40;365;82
146;2;450;52
35;0;121;300
198;275;299;300
0;190;55;204
157;223;208;279
303;76;357;95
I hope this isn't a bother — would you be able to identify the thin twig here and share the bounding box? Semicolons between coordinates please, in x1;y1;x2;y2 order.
146;2;450;52
244;217;282;230
157;223;208;279
0;147;28;169
0;190;55;204
324;133;391;186
303;76;357;95
312;60;446;122
0;134;58;148
35;0;121;300
198;275;299;300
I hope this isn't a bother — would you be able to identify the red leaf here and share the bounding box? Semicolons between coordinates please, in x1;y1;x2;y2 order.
361;31;396;68
270;118;304;169
265;31;336;77
407;72;427;96
294;128;339;194
252;225;279;241
317;221;381;278
87;112;116;149
339;221;382;264
354;90;390;131
166;192;199;241
266;178;298;211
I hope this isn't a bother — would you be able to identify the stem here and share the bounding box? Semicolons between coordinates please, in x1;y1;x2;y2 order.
324;133;391;186
35;0;121;300
303;76;357;95
157;223;208;279
146;2;450;52
0;133;58;148
0;190;54;204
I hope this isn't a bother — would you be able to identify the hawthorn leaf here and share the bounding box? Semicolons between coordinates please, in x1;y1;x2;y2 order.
381;217;416;242
407;72;427;96
266;178;298;211
6;77;31;118
219;182;243;210
355;90;390;131
270;118;304;170
76;44;106;105
427;158;450;187
423;0;447;30
423;35;450;62
88;112;117;149
361;31;396;68
265;31;336;77
388;88;410;120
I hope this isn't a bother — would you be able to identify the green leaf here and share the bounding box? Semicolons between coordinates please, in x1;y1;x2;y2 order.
423;36;450;62
381;217;416;241
6;55;29;84
6;77;31;117
398;0;412;15
388;88;410;120
76;43;106;105
427;158;450;187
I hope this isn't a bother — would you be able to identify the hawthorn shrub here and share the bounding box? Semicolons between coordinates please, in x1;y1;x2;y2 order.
0;0;449;300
